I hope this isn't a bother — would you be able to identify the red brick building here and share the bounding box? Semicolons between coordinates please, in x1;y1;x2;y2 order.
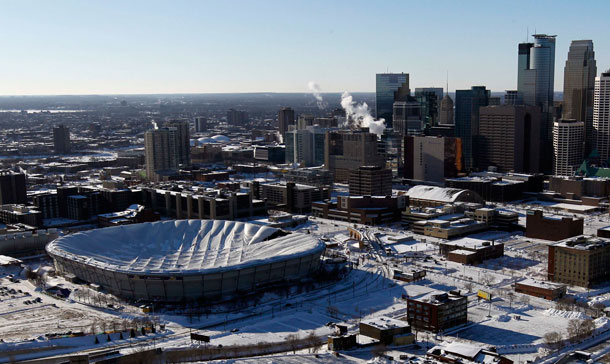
406;291;467;333
525;210;583;241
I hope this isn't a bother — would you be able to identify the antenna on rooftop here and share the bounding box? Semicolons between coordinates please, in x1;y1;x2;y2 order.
446;70;449;96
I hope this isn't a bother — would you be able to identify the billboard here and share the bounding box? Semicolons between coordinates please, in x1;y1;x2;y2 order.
477;289;492;301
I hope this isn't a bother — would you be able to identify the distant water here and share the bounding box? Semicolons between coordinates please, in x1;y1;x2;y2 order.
0;109;86;113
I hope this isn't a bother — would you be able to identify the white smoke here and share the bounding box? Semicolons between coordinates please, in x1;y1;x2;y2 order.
151;121;158;129
307;81;327;109
340;91;386;137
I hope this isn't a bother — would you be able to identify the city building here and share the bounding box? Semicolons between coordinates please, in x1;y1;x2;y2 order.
324;129;385;182
285;125;327;167
553;119;584;176
548;235;610;287
164;119;191;167
194;117;207;132
278;107;295;137
439;93;454;125
393;97;423;136
227;109;248;125
97;204;160;227
517;34;557;173
145;127;179;182
259;182;329;213
348;166;392;196
312;195;407;225
376;73;409;128
455;86;490;171
525;210;583;241
505;90;519;105
0;171;26;205
563;40;596;155
440;238;504;265
446;172;543;203
359;316;413;345
406;290;468;332
427;342;513;364
414;87;443;127
593;71;610;163
0;228;59;257
403;135;462;183
477;105;542;173
283;168;333;187
548;175;610;200
0;205;42;227
253;145;285;164
405;185;484;207
53;124;71;154
514;279;566;300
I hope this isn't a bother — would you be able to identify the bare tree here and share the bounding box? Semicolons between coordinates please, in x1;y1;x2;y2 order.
520;295;530;306
506;292;516;308
481;273;495;286
326;305;339;319
543;331;563;350
285;333;300;354
464;282;474;293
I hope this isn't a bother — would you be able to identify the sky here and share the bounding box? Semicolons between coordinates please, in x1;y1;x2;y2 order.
1;0;609;95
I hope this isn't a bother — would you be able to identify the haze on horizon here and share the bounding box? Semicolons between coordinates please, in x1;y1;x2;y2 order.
1;0;609;96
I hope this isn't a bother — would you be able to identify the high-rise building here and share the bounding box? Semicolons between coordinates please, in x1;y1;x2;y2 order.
376;73;409;128
164;120;191;166
553;119;584;176
53;124;71;154
0;171;27;205
517;34;557;172
324;129;385;182
145;127;179;182
278;107;295;137
393;98;423;136
195;117;207;133
455;86;490;171
403;136;462;183
563;40;596;156
504;90;519;105
439;94;454;125
227;109;248;125
414;88;443;127
593;71;610;163
284;125;327;167
548;235;610;288
477;105;542;173
348;166;392;196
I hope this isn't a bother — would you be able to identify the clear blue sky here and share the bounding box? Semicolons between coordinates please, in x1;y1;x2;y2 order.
1;0;608;95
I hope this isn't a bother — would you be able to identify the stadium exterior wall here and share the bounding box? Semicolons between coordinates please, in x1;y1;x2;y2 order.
50;249;323;302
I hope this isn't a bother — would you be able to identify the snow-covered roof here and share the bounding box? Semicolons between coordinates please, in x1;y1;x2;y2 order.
211;135;231;143
47;220;324;276
406;185;469;203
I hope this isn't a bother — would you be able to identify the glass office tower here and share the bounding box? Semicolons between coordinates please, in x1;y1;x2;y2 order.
455;86;490;171
376;73;409;129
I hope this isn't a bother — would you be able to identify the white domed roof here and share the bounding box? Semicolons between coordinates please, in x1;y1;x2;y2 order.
211;135;231;143
197;137;217;145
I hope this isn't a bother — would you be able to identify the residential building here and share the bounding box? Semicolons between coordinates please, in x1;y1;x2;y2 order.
593;71;610;163
553;119;584;176
477;105;542;173
259;182;329;213
53;124;71;154
194;117;207;132
403;135;462;183
278;107;295;137
348;166;392;196
145;127;179;182
563;40;596;155
376;73;409;128
285;125;327;167
548;235;610;287
455;86;490;171
164;119;191;167
406;291;468;332
227;109;248;125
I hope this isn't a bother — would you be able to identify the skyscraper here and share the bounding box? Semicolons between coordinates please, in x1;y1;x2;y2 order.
227;109;248;125
145;127;179;182
563;40;596;155
403;136;462;183
164;120;191;167
414;87;443;127
0;171;27;205
455;86;490;171
376;73;409;128
195;117;207;133
393;98;423;136
53;124;71;154
439;94;454;125
553;119;584;176
324;129;385;182
284;125;327;167
477;105;542;173
278;107;295;138
593;71;610;163
517;34;556;172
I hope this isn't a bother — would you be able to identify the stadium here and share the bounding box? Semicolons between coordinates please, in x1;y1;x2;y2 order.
46;219;325;302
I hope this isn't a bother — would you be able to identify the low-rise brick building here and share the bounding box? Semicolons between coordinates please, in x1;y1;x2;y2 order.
406;291;468;332
525;210;583;241
514;278;566;300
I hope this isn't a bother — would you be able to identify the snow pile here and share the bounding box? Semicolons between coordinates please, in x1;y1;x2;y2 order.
589;294;610;307
544;308;590;320
367;357;394;364
594;317;610;332
46;220;325;275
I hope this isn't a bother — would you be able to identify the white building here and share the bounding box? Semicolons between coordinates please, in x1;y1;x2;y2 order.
593;71;610;162
553;119;584;176
145;127;179;182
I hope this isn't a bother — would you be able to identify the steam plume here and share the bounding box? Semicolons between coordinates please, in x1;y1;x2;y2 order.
307;81;327;109
340;91;386;137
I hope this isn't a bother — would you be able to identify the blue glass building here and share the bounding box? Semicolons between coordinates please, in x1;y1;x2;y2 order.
455;86;490;171
376;73;409;129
